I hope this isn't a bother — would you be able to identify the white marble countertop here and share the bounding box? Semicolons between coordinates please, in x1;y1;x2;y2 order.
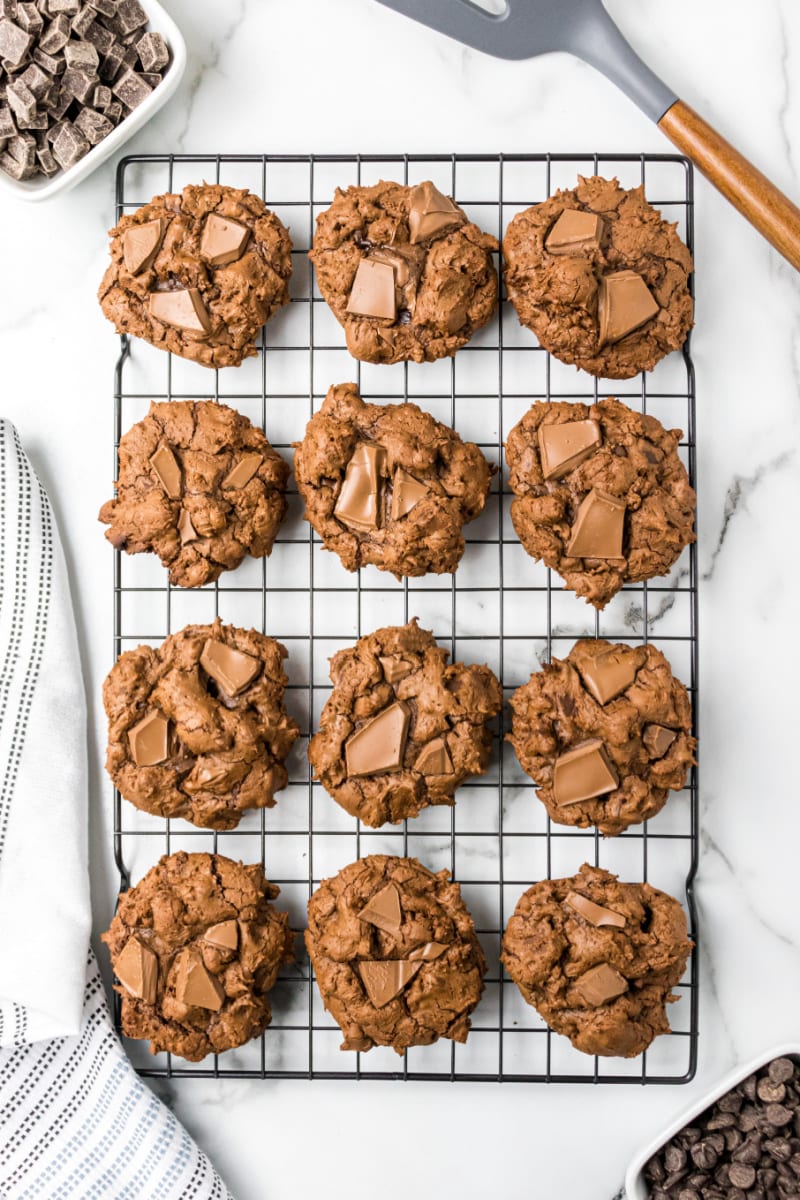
2;1;800;1196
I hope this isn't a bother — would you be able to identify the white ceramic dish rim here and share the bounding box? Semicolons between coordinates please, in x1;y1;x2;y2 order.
625;1041;800;1199
0;0;186;202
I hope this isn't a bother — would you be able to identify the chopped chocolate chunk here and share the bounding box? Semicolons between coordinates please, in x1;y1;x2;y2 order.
200;212;249;268
537;418;602;480
100;42;126;81
358;959;421;1009
577;645;644;705
204;920;238;951
575;962;628;1006
73;104;112;143
114;935;158;1004
114;0;146;33
83;17;112;51
598;269;660;347
0;17;32;65
44;85;71;117
50;117;88;167
122;216;164;274
358;883;402;934
6;77;36;123
128;709;170;766
345;700;410;778
346;258;396;321
136;69;159;87
643;723;677;758
32;44;63;72
566;488;626;559
61;65;96;102
48;0;80;14
0;104;17;139
200;639;260;697
70;2;95;37
91;80;110;105
414;736;454;776
176;508;197;545
553;738;618;807
408;180;465;244
16;2;43;34
18;59;49;95
8;130;35;164
86;0;117;16
39;12;69;53
148;287;212;336
103;96;120;121
564;890;626;928
34;142;56;172
333;442;387;533
545;208;606;256
378;655;413;684
135;27;167;71
64;36;97;68
390;466;428;520
408;942;448;962
174;949;225;1012
148;441;181;498
0;147;33;177
110;64;149;106
222;452;262;490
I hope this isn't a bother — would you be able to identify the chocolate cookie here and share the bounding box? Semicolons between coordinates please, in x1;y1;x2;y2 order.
505;398;696;608
104;619;300;830
102;851;294;1061
98;183;292;368
310;180;498;364
503;176;693;379
99;400;288;589
306;855;486;1055
508;638;694;835
309;620;502;827
294;383;494;578
501;864;692;1058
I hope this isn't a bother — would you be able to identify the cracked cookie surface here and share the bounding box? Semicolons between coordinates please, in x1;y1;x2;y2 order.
104;619;299;830
98;183;292;368
294;383;494;578
503;176;693;379
306;854;486;1054
508;638;694;835
505;398;696;608
309;620;502;827
501;864;692;1057
102;851;294;1061
310;180;498;364
99;400;288;588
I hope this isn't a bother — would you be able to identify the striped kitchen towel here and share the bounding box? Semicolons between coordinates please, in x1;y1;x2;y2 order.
0;420;233;1200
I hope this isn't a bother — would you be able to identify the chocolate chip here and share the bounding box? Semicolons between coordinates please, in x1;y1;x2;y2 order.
771;1060;798;1085
768;1106;795;1128
734;1134;764;1165
765;1139;793;1162
730;1163;757;1188
692;1141;720;1170
666;1145;688;1172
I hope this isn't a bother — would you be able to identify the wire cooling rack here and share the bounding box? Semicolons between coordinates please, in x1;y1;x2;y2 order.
111;151;698;1084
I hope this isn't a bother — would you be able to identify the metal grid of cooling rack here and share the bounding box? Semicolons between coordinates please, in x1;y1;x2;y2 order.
111;151;698;1084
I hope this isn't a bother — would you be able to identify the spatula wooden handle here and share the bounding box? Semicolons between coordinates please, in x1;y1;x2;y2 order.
658;99;800;272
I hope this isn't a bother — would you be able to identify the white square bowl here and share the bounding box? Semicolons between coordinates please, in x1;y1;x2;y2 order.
625;1042;800;1199
0;0;186;203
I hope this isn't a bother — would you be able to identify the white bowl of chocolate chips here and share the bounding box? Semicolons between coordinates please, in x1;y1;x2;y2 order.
626;1043;800;1199
0;0;186;201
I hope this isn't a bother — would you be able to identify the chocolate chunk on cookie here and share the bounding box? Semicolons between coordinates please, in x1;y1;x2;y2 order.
102;851;294;1061
309;619;502;827
98;183;292;368
99;400;288;588
503;176;693;379
501;864;692;1058
104;619;300;830
306;855;486;1054
505;398;696;608
310;180;498;364
508;638;694;835
294;383;494;578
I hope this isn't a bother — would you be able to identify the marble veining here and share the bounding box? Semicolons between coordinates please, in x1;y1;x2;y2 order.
1;1;799;1197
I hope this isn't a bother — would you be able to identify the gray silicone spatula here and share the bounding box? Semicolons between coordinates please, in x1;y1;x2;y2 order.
375;0;800;272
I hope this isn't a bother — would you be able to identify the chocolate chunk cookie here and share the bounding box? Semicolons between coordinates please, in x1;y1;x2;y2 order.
309;620;502;827
294;383;494;578
505;398;696;608
310;180;498;364
503;176;693;379
102;851;294;1061
501;864;692;1058
104;619;300;830
508;638;694;835
306;855;486;1055
99;400;288;589
98;183;292;368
